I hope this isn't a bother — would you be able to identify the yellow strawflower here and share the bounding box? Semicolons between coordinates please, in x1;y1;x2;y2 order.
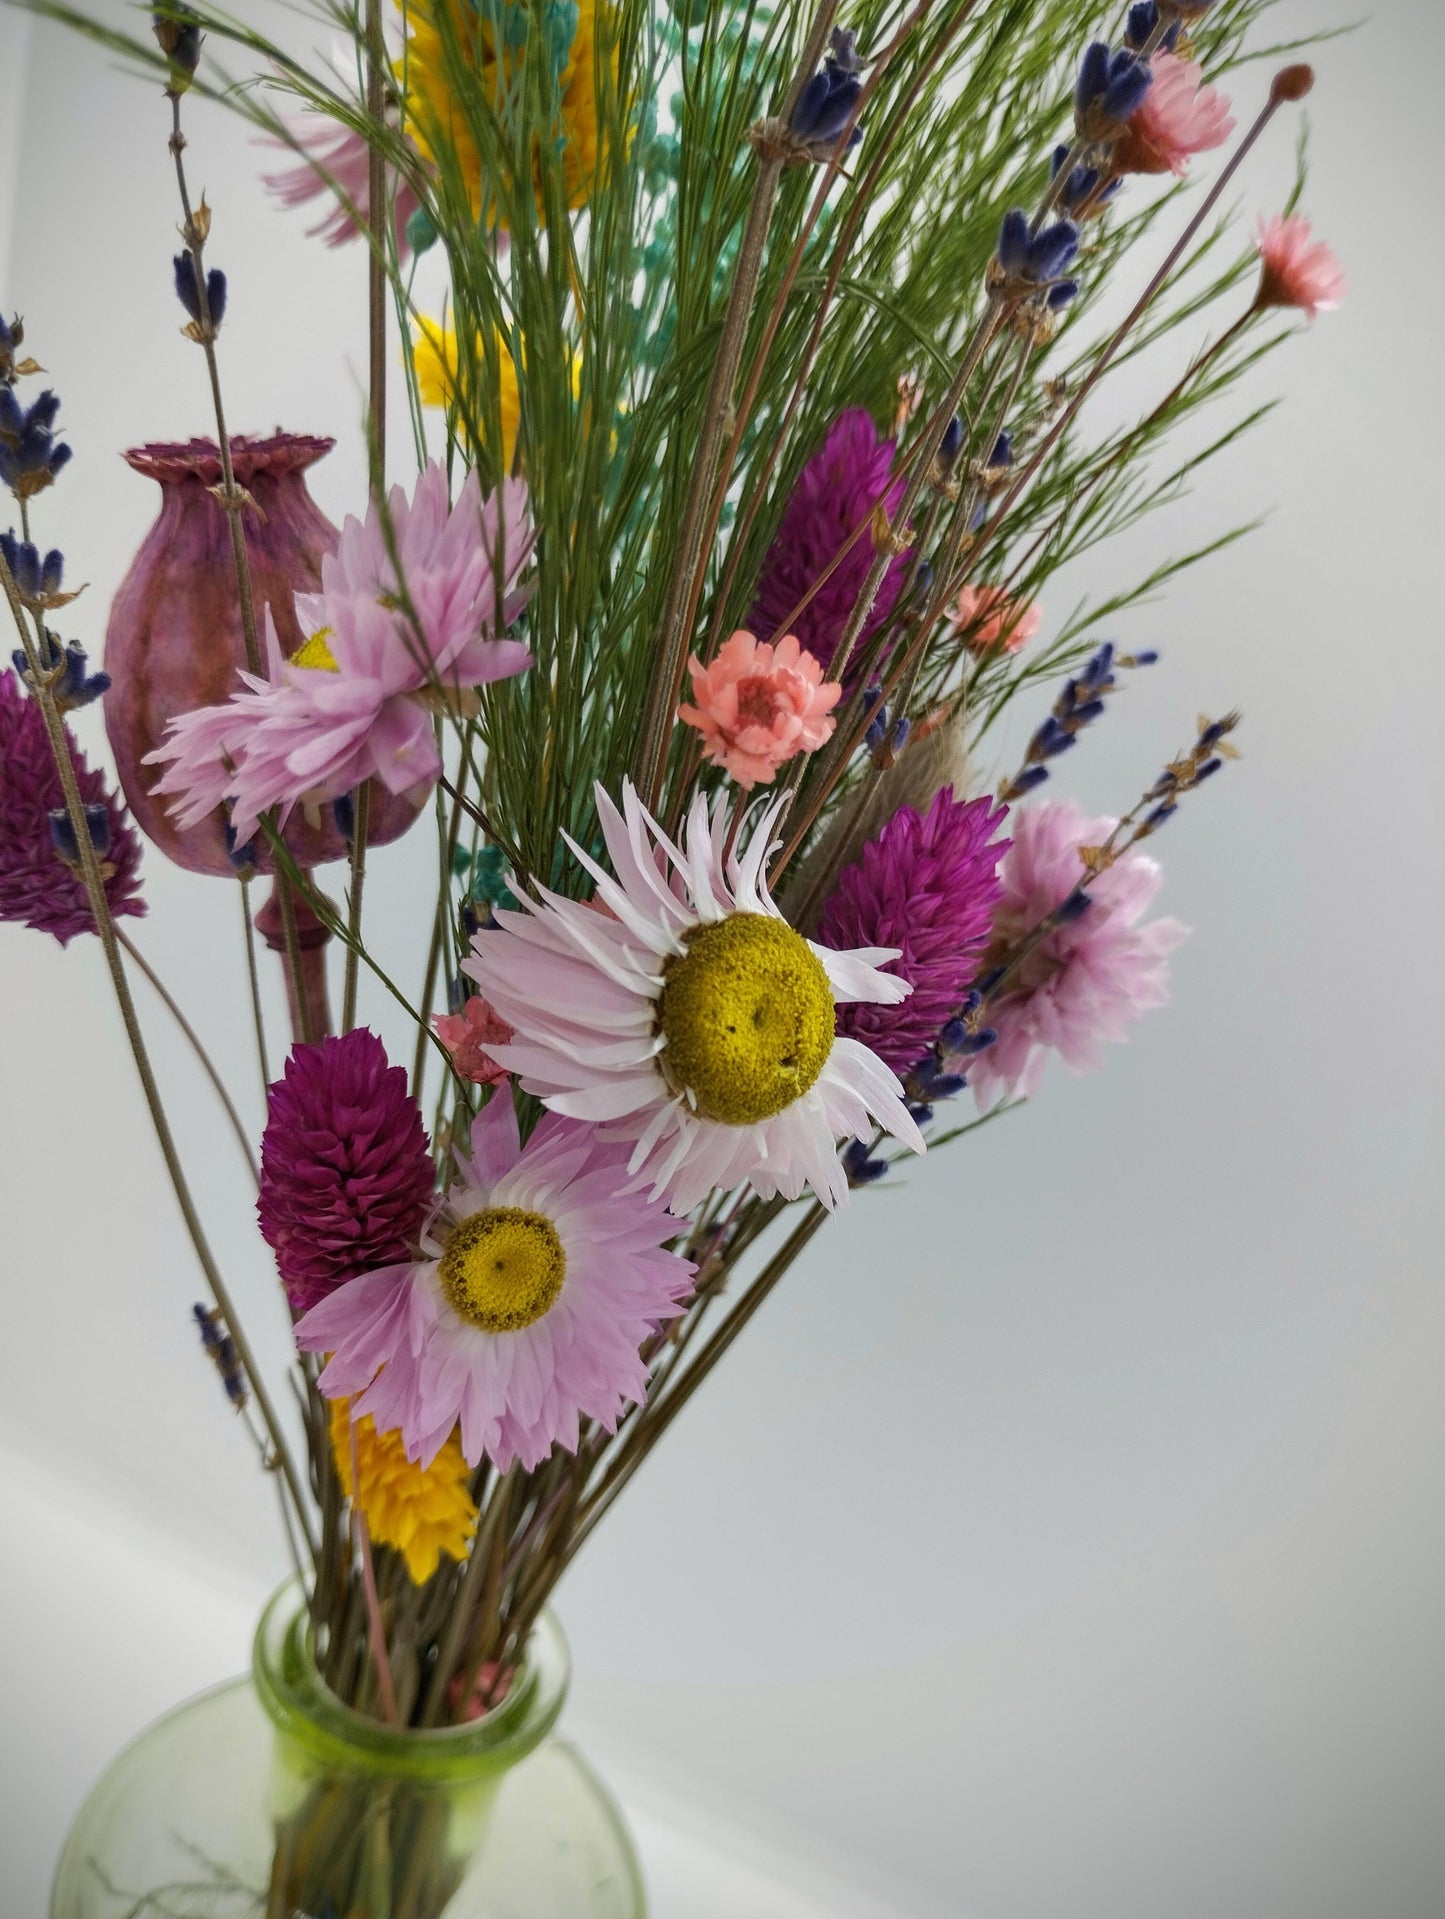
330;1398;478;1585
402;0;608;227
412;319;522;470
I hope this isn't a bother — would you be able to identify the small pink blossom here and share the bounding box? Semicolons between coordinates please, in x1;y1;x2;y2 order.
679;628;842;788
951;585;1042;657
1116;52;1234;177
967;799;1188;1108
1255;214;1346;320
146;462;535;844
261;112;421;258
433;996;514;1087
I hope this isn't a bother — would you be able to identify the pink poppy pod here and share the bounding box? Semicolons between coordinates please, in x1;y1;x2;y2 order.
104;432;420;875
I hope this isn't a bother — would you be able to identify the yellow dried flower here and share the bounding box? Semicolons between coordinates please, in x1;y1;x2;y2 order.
412;319;521;470
330;1398;477;1585
402;0;609;228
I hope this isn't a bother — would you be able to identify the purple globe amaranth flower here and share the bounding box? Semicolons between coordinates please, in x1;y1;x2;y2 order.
0;668;145;946
258;1026;436;1316
104;433;421;876
817;784;1010;1074
748;409;911;679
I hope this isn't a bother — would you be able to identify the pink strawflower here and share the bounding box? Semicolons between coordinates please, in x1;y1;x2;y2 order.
749;409;912;678
296;1089;696;1472
679;629;842;788
967;799;1188;1108
434;994;513;1087
817;786;1010;1075
0;669;145;946
259;1027;436;1315
146;462;535;844
261;110;422;258
1115;52;1234;177
952;584;1042;657
1255;215;1346;320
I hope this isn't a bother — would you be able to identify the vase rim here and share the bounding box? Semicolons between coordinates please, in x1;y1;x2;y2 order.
122;432;335;487
252;1579;569;1783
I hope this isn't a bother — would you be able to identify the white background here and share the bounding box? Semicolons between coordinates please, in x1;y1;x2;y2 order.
3;2;1444;1915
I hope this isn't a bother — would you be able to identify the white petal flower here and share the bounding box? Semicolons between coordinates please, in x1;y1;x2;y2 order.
465;781;926;1212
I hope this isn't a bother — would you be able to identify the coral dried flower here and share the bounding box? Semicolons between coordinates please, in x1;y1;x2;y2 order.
680;629;842;788
0;669;145;946
330;1399;477;1585
818;786;1010;1075
258;1028;436;1315
1114;51;1234;177
434;993;513;1087
1254;215;1346;320
951;584;1042;657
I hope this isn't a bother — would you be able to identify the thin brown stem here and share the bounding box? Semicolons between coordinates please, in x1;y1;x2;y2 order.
0;547;315;1557
117;928;260;1186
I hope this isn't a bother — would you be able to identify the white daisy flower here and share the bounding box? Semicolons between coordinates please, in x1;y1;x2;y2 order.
464;780;926;1212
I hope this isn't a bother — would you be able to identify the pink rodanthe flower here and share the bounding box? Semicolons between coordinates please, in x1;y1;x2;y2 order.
146;462;535;845
818;786;1010;1075
296;1089;696;1472
967;798;1188;1108
0;669;145;946
952;584;1042;657
1255;215;1346;320
262;112;422;257
258;1028;435;1316
1115;52;1234;177
434;994;513;1087
679;629;842;788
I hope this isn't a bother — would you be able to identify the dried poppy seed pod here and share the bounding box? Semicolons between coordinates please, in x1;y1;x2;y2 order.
104;432;420;875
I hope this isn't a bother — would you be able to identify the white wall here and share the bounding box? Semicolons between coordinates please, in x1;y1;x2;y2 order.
3;3;1443;1916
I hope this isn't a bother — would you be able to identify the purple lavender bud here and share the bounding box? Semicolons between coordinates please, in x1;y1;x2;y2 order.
843;1138;889;1185
996;208;1031;276
1195;756;1223;780
48;801;112;865
1047;279;1080;311
939;415;964;465
1030;220;1080;283
1125;4;1182;52
173;257;226;329
1004;764;1050;798
333;790;357;841
988;432;1013;467
1143;800;1178;829
1055;887;1093;923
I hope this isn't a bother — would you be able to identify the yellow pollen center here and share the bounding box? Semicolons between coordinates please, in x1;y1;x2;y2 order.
290;628;339;672
656;913;836;1127
437;1208;566;1334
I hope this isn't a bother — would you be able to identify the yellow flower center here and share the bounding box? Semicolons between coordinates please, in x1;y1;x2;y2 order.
290;628;339;672
656;913;835;1127
437;1207;566;1333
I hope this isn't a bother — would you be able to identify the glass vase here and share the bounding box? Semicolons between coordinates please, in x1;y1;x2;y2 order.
51;1583;645;1919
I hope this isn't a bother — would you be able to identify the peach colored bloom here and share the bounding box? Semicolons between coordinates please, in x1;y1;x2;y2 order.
1115;52;1234;177
1255;215;1346;320
679;629;842;788
952;585;1042;657
433;995;514;1086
